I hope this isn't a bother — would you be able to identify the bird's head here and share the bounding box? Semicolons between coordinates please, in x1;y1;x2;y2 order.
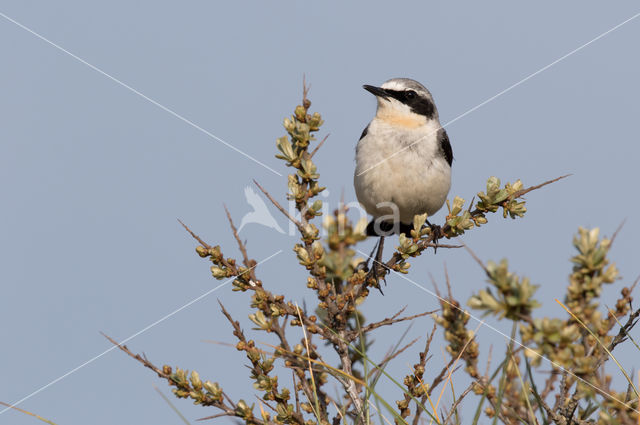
364;78;439;129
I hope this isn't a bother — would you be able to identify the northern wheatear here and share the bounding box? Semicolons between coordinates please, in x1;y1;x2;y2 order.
354;78;453;279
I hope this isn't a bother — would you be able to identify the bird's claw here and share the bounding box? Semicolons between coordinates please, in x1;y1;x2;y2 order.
363;236;387;294
426;220;442;253
366;262;386;295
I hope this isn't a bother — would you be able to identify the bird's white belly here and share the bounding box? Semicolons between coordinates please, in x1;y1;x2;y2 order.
354;130;451;224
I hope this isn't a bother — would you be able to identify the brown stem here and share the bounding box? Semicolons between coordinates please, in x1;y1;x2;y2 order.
177;219;211;249
224;205;257;282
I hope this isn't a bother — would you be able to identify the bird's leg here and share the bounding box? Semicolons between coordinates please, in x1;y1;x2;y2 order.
375;236;385;270
356;237;379;273
371;236;387;292
363;236;386;294
362;237;380;272
425;219;442;253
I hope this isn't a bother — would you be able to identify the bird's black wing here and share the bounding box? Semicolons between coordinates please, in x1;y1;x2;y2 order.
438;128;453;166
359;124;369;140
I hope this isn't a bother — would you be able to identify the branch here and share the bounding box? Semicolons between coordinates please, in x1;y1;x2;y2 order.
224;205;257;282
177;219;211;249
368;336;421;381
441;383;474;424
537;394;569;425
310;133;329;158
355;309;437;336
410;323;438;425
375;174;570;285
253;179;304;233
508;174;571;200
101;332;167;378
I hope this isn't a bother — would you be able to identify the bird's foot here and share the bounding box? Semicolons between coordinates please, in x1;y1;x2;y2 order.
369;266;386;295
426;220;442;253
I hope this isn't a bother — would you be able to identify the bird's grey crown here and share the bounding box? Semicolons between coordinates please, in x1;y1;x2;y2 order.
381;78;434;101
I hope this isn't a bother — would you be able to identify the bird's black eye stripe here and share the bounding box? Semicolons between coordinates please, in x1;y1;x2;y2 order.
384;89;416;102
383;89;435;118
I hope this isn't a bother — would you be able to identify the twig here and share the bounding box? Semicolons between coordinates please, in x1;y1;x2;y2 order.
422;242;462;249
599;306;640;368
0;401;58;425
153;385;192;425
292;370;301;417
310;133;329;158
218;300;246;342
441;383;474;424
224;205;257;282
368;336;421;381
177;219;211;249
196;412;234;421
610;218;627;247
554;370;569;411
101;332;168;378
508;174;571;200
444;263;453;300
356;309;437;336
255;396;277;413
302;75;310;104
459;240;489;275
540;369;559;401
253;180;305;233
538;394;569;425
485;345;493;379
410;324;439;425
296;303;330;423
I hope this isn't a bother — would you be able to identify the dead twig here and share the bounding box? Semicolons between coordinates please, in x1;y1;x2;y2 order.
224;205;257;282
441;383;475;424
310;133;329;158
368;336;422;382
253;180;305;233
459;240;489;275
355;309;437;336
177;219;211;249
508;174;571;200
101;332;167;378
610;218;627;247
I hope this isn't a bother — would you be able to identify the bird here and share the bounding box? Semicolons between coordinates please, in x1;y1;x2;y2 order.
238;186;285;234
354;78;453;280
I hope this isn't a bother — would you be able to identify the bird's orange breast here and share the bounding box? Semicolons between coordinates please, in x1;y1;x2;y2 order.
376;109;426;129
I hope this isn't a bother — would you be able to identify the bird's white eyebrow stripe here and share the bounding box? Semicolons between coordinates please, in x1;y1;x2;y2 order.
0;11;283;177
357;10;640;176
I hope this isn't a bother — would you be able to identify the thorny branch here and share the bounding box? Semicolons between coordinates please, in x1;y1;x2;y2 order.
102;332;264;424
372;175;571;281
110;85;639;425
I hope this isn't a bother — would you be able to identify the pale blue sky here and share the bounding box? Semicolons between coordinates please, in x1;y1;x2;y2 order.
2;2;639;424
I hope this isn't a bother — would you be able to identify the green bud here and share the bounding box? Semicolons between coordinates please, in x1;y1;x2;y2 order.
190;370;202;391
451;196;465;216
196;246;208;258
210;266;227;279
275;136;295;162
294;105;306;121
412;213;428;233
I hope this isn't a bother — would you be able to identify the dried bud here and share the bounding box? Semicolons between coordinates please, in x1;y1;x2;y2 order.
196;246;208;257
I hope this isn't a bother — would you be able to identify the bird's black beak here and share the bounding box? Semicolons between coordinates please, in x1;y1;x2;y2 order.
363;85;389;99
